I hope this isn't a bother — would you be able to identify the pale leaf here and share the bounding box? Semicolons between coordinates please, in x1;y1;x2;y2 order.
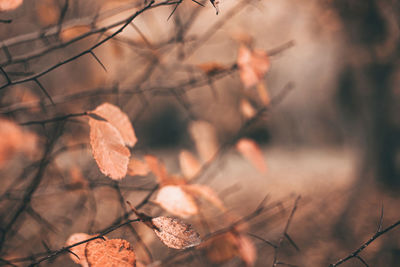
152;216;201;249
90;102;137;147
65;233;94;267
0;0;22;11
236;138;267;173
144;155;168;184
128;157;150;177
237;45;270;88
89;118;130;180
237;235;257;267
257;83;270;106
240;99;256;118
189;121;218;163
85;238;136;267
155;185;198;218
183;184;226;212
179;150;201;180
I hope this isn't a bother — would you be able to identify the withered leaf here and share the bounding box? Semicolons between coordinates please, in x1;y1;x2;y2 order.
189;121;218;163
128;157;150;177
90;102;137;147
237;45;270;88
155;185;198;218
151;216;201;249
144;155;168;184
236;138;267;173
0;0;23;11
65;233;96;267
89;118;130;180
85;238;136;267
237;235;257;267
179;150;201;180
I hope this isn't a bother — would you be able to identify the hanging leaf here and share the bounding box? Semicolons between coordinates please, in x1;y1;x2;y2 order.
240;99;256;118
183;184;226;212
65;233;95;267
237;235;257;267
236;138;267;173
85;238;136;267
189;121;218;163
128;157;150;177
144;155;168;184
155;185;198;218
256;83;270;106
89;118;130;180
151;216;201;249
179;150;201;180
0;0;22;11
90;102;137;147
237;45;270;88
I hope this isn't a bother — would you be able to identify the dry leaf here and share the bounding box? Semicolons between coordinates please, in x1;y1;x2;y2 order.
204;232;238;263
240;99;256;118
89;118;130;180
0;0;22;11
179;150;201;180
144;155;168;184
236;138;267;173
237;235;257;267
152;216;201;249
90;103;137;147
155;185;198;218
65;233;94;267
60;25;91;42
237;45;270;88
128;157;150;177
189;121;218;163
257;83;270;106
0;118;37;167
85;238;136;267
197;62;226;76
183;184;226;212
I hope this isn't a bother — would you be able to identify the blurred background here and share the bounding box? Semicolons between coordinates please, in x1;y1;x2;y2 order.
0;0;400;266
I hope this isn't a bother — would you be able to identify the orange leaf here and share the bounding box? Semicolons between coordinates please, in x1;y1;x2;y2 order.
151;216;201;249
90;103;137;147
65;233;95;267
60;25;91;42
240;99;256;118
128;157;150;177
237;45;270;88
85;238;136;267
236;138;267;173
155;185;198;218
183;184;226;212
237;235;257;267
0;0;22;11
179;150;201;180
89;118;130;180
189;121;218;163
144;155;168;184
257;83;270;106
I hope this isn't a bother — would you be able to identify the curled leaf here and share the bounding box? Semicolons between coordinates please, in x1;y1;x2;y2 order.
236;138;267;173
0;0;23;11
128;157;150;177
65;233;94;267
85;238;136;267
179;150;201;180
189;121;218;163
90;103;137;147
237;45;270;88
89;118;130;180
152;216;201;249
155;185;198;218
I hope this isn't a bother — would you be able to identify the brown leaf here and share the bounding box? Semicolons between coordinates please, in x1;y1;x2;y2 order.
0;0;22;11
236;138;267;173
256;83;270;106
204;232;238;263
0;118;37;167
179;150;201;180
85;238;136;267
240;99;256;119
90;103;137;147
237;45;270;88
155;185;198;218
144;155;168;184
237;235;257;267
89;118;130;180
183;184;226;212
189;121;218;163
65;233;94;267
151;216;201;249
60;25;91;42
128;157;150;177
